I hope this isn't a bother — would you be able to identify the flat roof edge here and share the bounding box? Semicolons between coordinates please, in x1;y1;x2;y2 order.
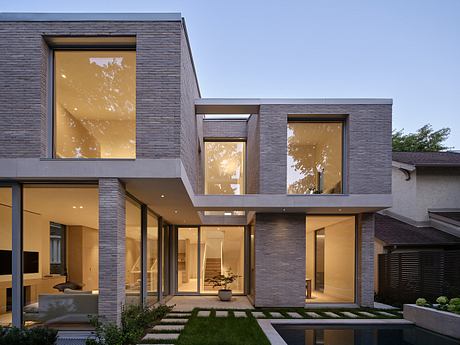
0;12;182;22
195;98;393;105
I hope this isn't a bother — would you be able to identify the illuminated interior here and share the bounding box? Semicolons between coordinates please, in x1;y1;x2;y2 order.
54;51;136;159
306;215;355;303
204;141;245;195
287;122;343;194
125;198;141;305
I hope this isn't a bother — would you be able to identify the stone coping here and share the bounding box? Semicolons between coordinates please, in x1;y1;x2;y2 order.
257;319;413;345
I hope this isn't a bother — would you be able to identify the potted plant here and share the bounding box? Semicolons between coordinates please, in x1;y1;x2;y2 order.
205;270;239;301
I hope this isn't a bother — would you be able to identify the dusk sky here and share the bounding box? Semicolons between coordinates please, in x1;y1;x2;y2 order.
2;0;459;149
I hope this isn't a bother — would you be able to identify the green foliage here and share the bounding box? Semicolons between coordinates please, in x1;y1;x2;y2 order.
86;304;172;345
436;296;449;305
0;326;57;345
205;270;240;290
415;298;429;306
392;124;451;152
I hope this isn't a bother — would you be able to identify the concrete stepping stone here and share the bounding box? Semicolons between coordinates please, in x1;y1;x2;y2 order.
358;311;376;317
377;311;396;317
197;310;211;317
215;311;228;317
142;333;180;340
324;312;341;318
167;312;191;318
287;312;303;318
306;312;321;318
160;318;188;324
341;312;358;318
234;311;247;318
153;324;185;331
252;311;266;318
269;312;284;318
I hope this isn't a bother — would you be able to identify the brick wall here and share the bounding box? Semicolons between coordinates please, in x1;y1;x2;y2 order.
0;20;182;159
254;213;306;307
202;120;247;138
98;178;126;324
258;104;392;195
358;213;375;307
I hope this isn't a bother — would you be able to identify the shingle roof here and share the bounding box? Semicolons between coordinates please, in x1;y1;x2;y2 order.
392;151;460;167
375;213;460;246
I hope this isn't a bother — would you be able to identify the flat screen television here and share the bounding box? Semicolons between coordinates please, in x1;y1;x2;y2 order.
0;250;39;275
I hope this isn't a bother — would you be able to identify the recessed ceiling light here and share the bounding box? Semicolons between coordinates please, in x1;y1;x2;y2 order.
338;208;342;212
224;212;232;216
160;194;165;198
61;74;67;79
282;208;286;212
74;107;78;111
79;206;83;209
174;210;178;214
72;206;76;209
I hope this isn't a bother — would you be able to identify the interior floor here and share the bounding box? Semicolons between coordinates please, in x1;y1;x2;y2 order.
305;290;353;303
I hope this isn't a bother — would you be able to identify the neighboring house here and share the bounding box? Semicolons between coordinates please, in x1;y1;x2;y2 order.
0;13;392;328
375;152;460;304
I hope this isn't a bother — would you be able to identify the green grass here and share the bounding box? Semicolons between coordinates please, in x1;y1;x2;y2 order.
175;310;270;345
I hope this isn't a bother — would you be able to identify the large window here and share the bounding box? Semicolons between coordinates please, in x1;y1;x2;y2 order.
287;122;343;194
205;141;245;195
126;198;141;305
0;187;12;326
306;215;355;303
54;50;136;159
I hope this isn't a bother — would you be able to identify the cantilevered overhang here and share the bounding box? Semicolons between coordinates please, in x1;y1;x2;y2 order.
195;98;393;114
192;194;392;214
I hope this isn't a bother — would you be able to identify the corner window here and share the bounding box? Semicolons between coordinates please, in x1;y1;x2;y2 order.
204;141;246;195
287;122;343;194
54;50;136;158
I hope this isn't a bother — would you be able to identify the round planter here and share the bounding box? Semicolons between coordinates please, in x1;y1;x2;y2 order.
218;289;232;301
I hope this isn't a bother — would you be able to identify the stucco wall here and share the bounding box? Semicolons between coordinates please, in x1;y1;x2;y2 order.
0;20;182;160
258;104;392;195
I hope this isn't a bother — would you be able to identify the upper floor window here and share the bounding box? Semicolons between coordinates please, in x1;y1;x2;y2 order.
205;141;245;195
54;50;136;158
287;122;343;194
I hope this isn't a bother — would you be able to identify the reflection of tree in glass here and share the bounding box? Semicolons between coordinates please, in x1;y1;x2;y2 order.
287;123;342;194
206;142;244;195
56;51;135;158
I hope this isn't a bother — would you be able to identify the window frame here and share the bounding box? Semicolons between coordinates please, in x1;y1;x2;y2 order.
50;46;136;160
287;118;347;195
203;138;247;195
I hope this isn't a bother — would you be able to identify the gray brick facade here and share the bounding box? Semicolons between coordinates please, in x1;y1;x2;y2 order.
258;104;392;195
98;178;126;324
358;213;375;307
0;20;183;160
254;213;306;307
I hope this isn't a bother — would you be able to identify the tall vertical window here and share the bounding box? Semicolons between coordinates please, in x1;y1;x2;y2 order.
54;51;136;159
126;198;141;305
287;122;343;194
49;222;66;275
146;212;158;305
0;187;12;326
205;141;246;195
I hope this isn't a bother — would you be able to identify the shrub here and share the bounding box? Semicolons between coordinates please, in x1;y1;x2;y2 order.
87;304;172;345
0;326;57;345
436;296;449;305
415;298;428;306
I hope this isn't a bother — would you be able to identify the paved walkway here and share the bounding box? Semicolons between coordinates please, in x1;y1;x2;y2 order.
166;296;254;312
141;311;191;344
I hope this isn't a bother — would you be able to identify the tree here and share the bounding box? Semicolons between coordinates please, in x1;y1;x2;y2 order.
392;124;451;152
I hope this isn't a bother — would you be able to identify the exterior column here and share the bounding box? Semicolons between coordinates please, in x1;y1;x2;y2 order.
254;213;306;307
358;213;375;307
99;178;126;324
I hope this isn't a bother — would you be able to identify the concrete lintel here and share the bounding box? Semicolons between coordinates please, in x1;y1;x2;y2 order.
0;158;182;180
0;12;182;22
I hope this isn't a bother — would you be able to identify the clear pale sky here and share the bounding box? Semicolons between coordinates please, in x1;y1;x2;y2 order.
2;0;459;149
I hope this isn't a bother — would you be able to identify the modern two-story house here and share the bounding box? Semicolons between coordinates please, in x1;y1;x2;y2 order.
0;13;392;328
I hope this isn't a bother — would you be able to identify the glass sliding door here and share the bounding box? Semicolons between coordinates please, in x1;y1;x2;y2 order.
146;212;158;305
177;228;199;293
126;198;141;305
315;229;325;292
0;187;12;326
200;227;245;294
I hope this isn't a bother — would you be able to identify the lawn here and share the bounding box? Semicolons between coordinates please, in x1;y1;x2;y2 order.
176;310;271;345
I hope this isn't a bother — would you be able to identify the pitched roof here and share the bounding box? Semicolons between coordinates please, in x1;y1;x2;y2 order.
392;151;460;167
375;213;460;246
